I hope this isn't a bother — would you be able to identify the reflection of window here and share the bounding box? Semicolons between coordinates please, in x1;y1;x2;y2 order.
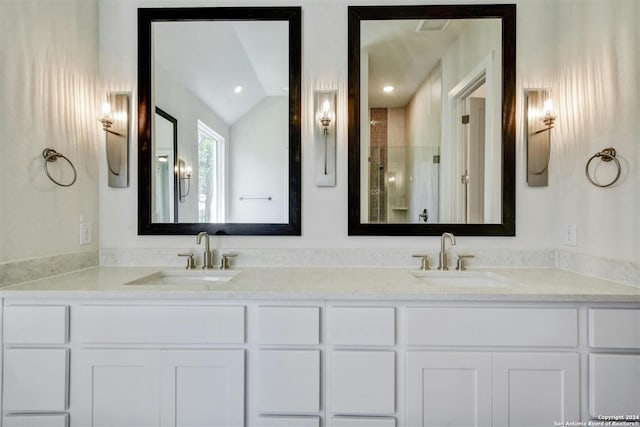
197;120;225;223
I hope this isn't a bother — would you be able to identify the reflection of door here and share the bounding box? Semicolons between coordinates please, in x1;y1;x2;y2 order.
464;97;486;223
154;108;178;223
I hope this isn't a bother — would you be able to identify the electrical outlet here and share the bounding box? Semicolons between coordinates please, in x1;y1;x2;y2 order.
80;222;92;245
564;224;577;246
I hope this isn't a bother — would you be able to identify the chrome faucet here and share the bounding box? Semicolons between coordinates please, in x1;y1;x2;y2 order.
437;232;456;270
196;232;214;269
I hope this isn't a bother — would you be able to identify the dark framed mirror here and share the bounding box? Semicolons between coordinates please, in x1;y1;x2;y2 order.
348;4;516;236
138;7;301;235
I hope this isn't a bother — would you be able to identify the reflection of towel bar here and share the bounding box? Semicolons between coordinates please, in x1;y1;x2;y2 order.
239;196;272;201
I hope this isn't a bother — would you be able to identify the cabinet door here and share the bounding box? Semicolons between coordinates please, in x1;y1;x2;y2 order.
72;350;159;427
160;350;245;427
493;353;579;427
406;352;492;427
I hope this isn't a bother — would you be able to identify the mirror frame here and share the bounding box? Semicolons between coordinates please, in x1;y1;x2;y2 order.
347;4;516;236
138;7;302;235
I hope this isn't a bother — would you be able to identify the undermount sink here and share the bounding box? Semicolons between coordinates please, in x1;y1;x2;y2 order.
410;270;518;288
126;269;240;286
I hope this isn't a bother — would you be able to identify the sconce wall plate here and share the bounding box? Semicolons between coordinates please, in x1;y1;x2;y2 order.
103;92;130;188
177;158;191;202
314;90;337;187
525;89;553;187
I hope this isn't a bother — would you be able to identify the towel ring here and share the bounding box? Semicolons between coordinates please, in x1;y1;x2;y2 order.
585;147;620;188
42;148;77;187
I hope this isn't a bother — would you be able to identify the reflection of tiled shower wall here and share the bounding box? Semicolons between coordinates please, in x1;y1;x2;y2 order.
369;108;387;222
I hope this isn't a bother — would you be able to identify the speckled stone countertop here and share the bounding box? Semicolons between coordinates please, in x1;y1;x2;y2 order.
0;266;638;302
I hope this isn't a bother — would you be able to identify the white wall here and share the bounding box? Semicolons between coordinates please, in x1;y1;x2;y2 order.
98;0;639;266
0;0;99;262
228;96;288;223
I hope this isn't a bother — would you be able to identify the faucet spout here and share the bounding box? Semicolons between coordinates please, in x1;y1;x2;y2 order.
438;232;456;270
196;232;214;269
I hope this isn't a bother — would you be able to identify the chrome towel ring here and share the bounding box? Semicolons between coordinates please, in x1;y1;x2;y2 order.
585;147;620;188
42;148;77;187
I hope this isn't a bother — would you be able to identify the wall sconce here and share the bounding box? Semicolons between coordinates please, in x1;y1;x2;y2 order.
176;159;192;202
526;89;556;187
314;90;337;187
100;92;130;188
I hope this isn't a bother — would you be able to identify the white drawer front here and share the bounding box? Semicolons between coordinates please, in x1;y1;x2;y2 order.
407;307;577;347
331;351;396;415
3;414;68;427
258;306;320;345
332;417;396;427
75;305;245;344
589;309;640;349
4;305;68;344
257;416;320;427
589;354;640;417
257;350;320;414
4;348;69;411
331;307;395;346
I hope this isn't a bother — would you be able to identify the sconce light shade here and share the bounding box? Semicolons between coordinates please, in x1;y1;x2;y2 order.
526;89;555;187
102;92;130;188
314;90;337;187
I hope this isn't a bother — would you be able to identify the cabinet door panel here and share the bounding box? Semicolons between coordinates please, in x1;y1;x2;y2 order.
589;354;640;417
493;353;579;427
257;350;320;414
407;352;492;427
160;350;244;427
73;350;159;427
4;348;68;411
332;351;395;415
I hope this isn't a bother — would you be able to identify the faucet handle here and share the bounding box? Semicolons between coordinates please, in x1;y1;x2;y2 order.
412;254;430;271
455;255;475;271
178;253;196;270
220;253;237;270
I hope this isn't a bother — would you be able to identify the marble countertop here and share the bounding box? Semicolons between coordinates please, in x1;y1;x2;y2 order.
0;266;638;302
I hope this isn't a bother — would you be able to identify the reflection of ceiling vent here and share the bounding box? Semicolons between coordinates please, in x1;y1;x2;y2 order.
416;19;450;32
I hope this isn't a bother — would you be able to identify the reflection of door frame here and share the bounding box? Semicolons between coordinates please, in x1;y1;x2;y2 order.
443;52;495;223
154;107;178;223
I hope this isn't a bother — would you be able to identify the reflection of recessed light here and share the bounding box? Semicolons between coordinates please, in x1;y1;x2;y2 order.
383;85;395;93
234;85;243;94
158;155;168;163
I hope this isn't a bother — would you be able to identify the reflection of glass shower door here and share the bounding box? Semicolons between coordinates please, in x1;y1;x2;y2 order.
369;147;386;223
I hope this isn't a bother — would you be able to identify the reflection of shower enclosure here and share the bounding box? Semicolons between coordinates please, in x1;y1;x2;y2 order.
368;145;440;224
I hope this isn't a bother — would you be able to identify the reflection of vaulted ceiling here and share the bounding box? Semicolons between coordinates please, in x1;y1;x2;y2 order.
362;19;468;108
154;21;288;125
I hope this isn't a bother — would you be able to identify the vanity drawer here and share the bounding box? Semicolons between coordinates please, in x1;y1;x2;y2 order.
3;414;69;427
258;306;320;345
75;305;245;344
4;348;69;411
331;307;395;346
589;309;640;349
406;307;577;347
4;305;69;344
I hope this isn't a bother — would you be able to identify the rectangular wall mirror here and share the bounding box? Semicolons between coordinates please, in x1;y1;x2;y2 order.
138;7;301;235
348;4;516;236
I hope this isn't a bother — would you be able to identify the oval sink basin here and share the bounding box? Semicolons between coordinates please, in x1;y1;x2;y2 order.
410;271;518;288
126;269;240;286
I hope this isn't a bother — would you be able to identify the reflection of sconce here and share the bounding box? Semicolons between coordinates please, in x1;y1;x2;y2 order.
314;90;336;187
100;92;130;188
526;89;556;187
176;159;192;202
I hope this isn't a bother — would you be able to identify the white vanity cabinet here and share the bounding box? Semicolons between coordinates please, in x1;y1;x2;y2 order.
588;309;640;419
406;307;581;427
71;303;246;427
2;304;70;426
2;296;639;426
